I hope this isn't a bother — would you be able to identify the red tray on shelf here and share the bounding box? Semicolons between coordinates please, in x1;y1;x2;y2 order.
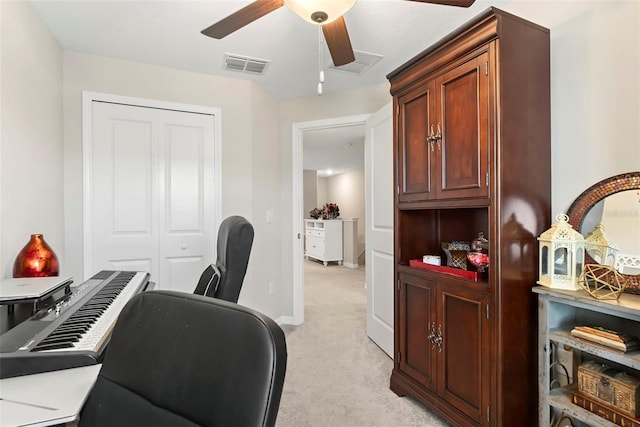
409;259;483;281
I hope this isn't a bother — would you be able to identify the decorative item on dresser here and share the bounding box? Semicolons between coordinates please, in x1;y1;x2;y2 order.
467;232;489;273
571;391;640;427
441;240;470;270
570;326;640;353
537;214;586;291
388;7;550;426
577;263;628;300
584;223;619;266
566;171;640;295
309;203;340;220
13;234;59;278
578;360;640;418
577;360;640;417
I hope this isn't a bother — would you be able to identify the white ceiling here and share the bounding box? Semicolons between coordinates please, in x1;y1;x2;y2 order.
303;124;365;177
30;0;509;101
29;0;508;176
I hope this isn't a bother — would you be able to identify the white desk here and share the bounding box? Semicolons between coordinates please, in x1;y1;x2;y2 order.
0;364;101;427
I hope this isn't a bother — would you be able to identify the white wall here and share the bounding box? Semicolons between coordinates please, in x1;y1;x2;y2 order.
248;84;282;315
0;1;63;278
317;176;328;207
326;169;366;257
501;0;640;215
61;52;282;317
303;169;318;218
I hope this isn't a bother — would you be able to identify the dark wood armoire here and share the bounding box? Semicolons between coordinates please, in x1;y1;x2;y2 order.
387;8;551;426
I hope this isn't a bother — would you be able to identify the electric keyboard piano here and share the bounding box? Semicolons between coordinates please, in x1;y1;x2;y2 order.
0;270;150;378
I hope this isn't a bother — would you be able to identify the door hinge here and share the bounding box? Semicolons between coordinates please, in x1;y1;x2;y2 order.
396;185;400;195
485;61;489;76
487;406;490;423
485;172;489;187
486;304;490;319
397;279;401;291
297;233;301;239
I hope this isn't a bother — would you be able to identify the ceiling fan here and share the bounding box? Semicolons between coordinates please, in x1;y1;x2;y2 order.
201;0;476;67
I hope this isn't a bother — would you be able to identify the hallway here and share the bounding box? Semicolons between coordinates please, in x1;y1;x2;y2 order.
276;260;448;426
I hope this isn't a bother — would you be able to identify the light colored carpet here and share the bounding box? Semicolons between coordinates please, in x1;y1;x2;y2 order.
276;260;449;427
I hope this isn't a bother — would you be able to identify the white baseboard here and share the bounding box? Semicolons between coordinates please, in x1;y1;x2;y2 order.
276;315;296;325
343;262;359;269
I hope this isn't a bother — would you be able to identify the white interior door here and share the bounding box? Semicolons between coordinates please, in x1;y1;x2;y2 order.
89;101;215;292
158;110;215;292
365;102;394;357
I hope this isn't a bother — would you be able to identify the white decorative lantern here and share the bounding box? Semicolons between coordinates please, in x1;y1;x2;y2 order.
584;223;619;266
537;214;585;290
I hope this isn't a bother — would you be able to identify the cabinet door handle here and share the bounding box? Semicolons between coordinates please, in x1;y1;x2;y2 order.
435;123;442;151
427;124;436;151
427;322;437;348
435;324;443;352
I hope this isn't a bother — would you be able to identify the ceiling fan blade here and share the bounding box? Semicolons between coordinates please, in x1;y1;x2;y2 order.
201;0;284;39
405;0;476;7
322;17;356;67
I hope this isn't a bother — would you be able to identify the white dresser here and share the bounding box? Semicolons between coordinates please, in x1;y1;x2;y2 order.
304;219;343;266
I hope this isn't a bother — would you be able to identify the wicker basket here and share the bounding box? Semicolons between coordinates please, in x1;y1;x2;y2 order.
578;360;640;417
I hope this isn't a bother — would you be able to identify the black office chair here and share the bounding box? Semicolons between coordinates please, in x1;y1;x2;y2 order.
79;290;287;427
194;263;221;297
194;215;254;303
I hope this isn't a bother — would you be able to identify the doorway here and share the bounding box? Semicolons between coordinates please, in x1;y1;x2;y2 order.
291;114;370;325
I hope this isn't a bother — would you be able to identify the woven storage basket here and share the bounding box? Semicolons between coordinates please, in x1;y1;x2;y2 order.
578;360;640;417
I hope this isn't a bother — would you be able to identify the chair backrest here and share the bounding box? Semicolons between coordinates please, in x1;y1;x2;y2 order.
193;264;221;297
196;215;254;303
79;290;287;427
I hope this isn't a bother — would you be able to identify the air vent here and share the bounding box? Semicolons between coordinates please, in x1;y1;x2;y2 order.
328;50;383;75
223;53;270;75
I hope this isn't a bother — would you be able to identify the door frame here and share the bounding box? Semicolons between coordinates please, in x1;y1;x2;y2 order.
291;114;370;325
82;91;222;280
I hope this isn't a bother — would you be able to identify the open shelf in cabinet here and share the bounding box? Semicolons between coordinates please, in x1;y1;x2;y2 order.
396;206;489;269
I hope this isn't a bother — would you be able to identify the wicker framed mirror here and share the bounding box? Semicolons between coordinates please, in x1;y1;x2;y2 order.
566;171;640;294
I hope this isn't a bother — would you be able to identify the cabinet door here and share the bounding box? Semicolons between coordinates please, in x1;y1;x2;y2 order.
397;273;437;392
397;82;437;202
305;236;324;259
437;285;490;425
435;51;490;199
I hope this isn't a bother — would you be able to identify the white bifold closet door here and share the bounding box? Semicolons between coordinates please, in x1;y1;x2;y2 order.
90;101;215;293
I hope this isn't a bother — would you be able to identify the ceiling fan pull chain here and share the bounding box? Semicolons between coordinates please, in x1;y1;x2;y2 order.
318;26;324;95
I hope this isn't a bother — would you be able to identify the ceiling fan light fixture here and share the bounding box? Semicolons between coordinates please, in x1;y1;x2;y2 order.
284;0;356;25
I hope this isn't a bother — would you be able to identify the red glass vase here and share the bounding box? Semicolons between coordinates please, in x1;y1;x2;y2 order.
13;234;60;277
